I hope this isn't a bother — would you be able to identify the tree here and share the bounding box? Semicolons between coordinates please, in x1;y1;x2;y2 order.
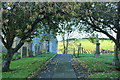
74;2;120;69
58;20;76;54
1;2;74;72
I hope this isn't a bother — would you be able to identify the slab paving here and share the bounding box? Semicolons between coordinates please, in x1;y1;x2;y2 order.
36;54;77;79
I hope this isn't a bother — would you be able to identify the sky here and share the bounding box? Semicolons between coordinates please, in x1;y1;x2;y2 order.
56;31;116;41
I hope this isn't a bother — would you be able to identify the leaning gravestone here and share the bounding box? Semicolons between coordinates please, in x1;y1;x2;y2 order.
94;39;100;58
22;47;27;58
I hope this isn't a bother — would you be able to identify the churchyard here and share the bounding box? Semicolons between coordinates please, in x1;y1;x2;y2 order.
1;2;120;80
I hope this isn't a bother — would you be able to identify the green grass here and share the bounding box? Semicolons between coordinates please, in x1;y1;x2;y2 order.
77;54;120;78
2;53;55;79
58;39;114;54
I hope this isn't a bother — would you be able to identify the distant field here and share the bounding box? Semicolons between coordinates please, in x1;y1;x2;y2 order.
58;39;115;54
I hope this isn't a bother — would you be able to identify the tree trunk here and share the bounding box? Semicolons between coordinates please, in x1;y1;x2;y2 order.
2;41;24;72
113;43;120;70
62;35;66;54
2;49;15;72
65;39;69;54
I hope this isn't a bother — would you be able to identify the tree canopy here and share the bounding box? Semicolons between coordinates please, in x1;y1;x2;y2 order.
1;2;120;72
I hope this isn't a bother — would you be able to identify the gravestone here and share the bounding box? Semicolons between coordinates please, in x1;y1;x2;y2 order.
15;52;19;60
28;42;33;57
22;46;27;58
94;39;100;58
49;38;58;54
14;37;19;59
39;45;42;54
34;44;38;56
101;49;105;54
77;43;81;58
38;45;40;54
46;41;49;53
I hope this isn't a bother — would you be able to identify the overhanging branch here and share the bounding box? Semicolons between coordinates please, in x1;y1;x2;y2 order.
81;17;116;43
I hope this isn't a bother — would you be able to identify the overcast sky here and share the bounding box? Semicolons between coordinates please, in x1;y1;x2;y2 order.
56;31;116;41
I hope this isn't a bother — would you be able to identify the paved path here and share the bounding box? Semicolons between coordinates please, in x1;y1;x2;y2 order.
36;54;77;79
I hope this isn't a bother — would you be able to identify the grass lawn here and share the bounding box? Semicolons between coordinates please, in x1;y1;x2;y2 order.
77;54;120;78
58;39;114;54
2;53;55;79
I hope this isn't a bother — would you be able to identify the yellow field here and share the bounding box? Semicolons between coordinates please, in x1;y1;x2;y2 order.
58;39;115;54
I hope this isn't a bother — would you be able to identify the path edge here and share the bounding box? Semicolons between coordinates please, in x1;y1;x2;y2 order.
26;54;57;80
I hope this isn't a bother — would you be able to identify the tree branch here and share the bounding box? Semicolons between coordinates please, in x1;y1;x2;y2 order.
0;34;8;49
81;17;117;43
91;16;117;33
13;39;24;53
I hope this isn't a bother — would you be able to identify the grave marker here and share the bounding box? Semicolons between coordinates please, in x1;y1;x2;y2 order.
28;42;33;57
95;39;100;58
22;47;27;58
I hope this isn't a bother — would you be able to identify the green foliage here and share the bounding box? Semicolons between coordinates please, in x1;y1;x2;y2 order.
2;53;55;78
77;54;120;78
74;2;119;44
88;33;99;44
